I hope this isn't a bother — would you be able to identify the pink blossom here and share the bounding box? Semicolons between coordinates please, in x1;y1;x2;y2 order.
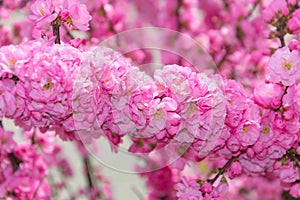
253;82;284;109
290;183;300;198
0;128;16;153
288;10;300;34
226;135;240;153
154;65;192;102
235;120;260;147
176;177;203;199
29;0;57;27
267;47;300;86
1;41;85;134
288;39;299;51
201;182;213;194
228;161;243;179
285;83;300;116
262;0;289;22
239;153;269;174
60;0;92;31
279;162;299;183
0;79;16;118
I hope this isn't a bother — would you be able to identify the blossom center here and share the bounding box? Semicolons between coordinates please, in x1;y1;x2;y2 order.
283;61;292;70
10;59;16;66
43;82;52;90
65;17;73;25
243;126;249;132
39;9;45;16
262;126;270;134
154;110;165;120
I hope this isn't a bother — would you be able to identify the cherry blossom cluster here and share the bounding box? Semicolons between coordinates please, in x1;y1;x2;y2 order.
0;126;113;200
1;0;300;199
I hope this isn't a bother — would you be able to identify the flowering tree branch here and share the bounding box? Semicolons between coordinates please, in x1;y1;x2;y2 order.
51;18;62;44
274;86;288;112
208;157;235;185
8;153;22;172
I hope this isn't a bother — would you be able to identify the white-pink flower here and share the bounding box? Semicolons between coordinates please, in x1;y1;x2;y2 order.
267;47;300;86
60;0;92;31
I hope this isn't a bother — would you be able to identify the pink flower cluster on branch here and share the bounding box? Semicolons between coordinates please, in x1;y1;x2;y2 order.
1;0;300;199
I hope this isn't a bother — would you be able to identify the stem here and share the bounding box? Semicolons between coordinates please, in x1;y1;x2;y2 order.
8;153;22;172
51;19;61;44
31;177;44;200
286;148;300;168
274;86;288;112
83;157;93;188
216;45;230;69
83;156;98;200
208;157;235;184
277;18;286;47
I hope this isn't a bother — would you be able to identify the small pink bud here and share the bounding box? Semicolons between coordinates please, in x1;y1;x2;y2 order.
288;39;299;51
201;182;213;194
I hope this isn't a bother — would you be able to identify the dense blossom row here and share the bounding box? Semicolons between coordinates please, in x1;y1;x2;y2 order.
0;39;300;199
1;0;300;199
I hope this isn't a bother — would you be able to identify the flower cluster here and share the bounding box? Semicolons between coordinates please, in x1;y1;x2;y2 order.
1;0;300;199
0;127;51;199
176;176;228;200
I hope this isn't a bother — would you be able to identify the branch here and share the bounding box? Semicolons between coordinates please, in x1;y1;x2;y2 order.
208;157;235;184
51;18;62;44
216;45;230;69
277;18;286;47
31;177;44;200
274;86;288;112
8;153;22;172
83;156;100;200
83;157;93;188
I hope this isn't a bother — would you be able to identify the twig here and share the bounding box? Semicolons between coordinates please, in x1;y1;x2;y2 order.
208;157;235;184
83;156;99;200
51;18;62;44
83;157;93;188
216;46;230;69
8;153;22;172
277;18;286;47
31;177;44;200
274;86;288;112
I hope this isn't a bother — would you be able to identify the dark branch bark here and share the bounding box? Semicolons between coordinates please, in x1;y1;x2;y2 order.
8;153;22;172
274;86;288;112
208;157;235;184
